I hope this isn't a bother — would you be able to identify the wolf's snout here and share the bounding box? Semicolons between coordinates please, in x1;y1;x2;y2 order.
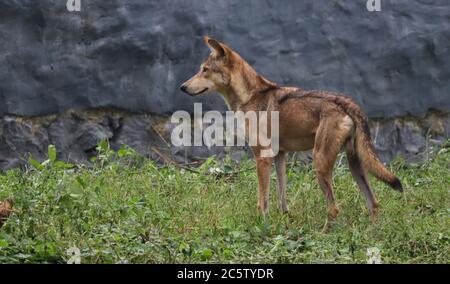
180;84;188;93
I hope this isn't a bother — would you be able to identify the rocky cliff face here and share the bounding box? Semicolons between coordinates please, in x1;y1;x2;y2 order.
0;1;449;169
0;0;449;117
0;110;448;171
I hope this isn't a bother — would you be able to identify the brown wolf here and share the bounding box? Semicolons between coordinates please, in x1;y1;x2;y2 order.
180;37;403;232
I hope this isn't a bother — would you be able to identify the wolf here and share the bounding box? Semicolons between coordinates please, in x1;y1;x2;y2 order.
180;37;403;232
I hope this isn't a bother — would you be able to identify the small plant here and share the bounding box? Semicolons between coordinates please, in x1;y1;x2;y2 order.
28;145;74;171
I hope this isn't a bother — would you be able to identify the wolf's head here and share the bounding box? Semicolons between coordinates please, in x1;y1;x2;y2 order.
180;36;236;96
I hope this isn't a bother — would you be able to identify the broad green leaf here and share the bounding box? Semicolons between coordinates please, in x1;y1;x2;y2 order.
28;155;44;170
48;144;57;163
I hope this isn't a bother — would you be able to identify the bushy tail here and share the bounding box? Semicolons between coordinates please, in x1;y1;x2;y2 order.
331;95;403;192
354;127;403;191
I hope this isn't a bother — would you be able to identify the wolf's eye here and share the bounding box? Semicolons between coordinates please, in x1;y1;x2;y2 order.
202;66;210;73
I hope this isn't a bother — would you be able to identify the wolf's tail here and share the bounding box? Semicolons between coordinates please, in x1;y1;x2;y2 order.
354;126;403;191
333;96;403;192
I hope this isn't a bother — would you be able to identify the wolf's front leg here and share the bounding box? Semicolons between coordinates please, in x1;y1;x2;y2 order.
275;151;288;213
255;156;273;216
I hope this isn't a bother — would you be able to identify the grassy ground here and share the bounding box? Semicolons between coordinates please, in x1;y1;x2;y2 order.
0;142;448;264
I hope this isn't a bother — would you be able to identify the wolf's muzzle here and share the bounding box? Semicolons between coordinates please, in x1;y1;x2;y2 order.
180;84;188;93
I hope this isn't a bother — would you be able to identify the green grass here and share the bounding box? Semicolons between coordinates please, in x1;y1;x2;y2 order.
0;142;449;264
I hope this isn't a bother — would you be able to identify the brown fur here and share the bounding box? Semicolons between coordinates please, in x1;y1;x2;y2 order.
181;37;403;232
0;199;13;229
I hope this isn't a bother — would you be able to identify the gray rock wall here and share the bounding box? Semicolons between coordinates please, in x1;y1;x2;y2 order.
0;0;449;118
0;110;448;171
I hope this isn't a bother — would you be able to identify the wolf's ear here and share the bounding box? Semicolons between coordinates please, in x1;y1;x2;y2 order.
204;36;228;59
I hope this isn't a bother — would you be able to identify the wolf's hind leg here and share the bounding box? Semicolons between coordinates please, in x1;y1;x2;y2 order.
346;141;379;222
313;113;353;232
